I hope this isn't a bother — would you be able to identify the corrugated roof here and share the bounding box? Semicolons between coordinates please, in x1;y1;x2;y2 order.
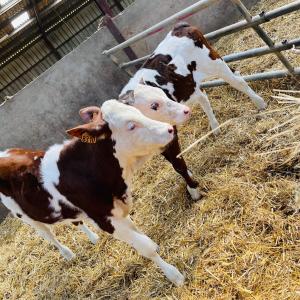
0;0;134;102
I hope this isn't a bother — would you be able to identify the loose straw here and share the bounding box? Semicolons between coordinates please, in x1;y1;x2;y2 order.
177;108;297;158
177;119;233;158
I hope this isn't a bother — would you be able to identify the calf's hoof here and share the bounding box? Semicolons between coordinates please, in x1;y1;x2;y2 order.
211;123;221;135
163;263;185;287
187;186;202;201
255;96;267;111
60;246;76;261
89;233;100;245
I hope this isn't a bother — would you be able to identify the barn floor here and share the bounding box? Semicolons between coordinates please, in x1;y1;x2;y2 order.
1;0;300;299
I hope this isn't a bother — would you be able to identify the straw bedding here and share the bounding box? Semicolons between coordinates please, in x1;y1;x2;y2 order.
1;0;300;299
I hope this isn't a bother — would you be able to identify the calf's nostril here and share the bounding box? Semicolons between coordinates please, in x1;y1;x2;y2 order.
168;128;174;134
184;109;190;115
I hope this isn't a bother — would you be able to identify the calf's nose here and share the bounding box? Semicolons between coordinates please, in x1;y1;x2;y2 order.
183;108;190;115
168;127;174;134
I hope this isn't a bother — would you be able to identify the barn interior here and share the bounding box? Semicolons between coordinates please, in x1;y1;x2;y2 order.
0;0;300;299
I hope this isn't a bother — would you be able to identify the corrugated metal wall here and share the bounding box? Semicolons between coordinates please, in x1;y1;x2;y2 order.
0;0;134;101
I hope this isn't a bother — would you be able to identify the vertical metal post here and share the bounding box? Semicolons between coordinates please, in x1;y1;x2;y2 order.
231;0;295;75
94;0;139;70
94;0;114;16
113;0;124;11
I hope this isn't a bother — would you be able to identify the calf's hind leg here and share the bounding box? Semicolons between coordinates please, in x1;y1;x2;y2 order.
72;221;99;244
218;64;267;110
110;215;184;286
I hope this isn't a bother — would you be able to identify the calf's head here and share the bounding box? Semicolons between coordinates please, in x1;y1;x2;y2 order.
67;100;174;157
119;83;191;126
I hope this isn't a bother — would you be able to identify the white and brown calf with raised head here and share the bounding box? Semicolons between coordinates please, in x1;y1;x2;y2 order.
119;83;200;200
0;100;184;286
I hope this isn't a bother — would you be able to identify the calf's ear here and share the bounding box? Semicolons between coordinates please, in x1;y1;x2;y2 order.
119;90;135;105
79;106;101;123
139;77;146;85
66;123;91;138
66;122;110;143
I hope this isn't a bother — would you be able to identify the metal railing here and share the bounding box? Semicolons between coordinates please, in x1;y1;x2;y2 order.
103;0;300;86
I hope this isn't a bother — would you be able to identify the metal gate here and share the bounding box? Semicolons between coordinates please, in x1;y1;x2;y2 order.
102;0;300;87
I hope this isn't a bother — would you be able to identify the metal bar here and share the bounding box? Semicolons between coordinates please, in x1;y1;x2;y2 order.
94;0;114;16
103;0;218;55
120;55;150;69
94;0;138;66
119;1;300;69
231;0;295;74
120;37;300;69
30;0;62;60
224;38;300;62
199;68;300;88
206;1;300;40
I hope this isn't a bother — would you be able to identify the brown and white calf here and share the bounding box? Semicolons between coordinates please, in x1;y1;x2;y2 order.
119;83;200;200
120;22;267;200
0;100;184;286
121;22;267;129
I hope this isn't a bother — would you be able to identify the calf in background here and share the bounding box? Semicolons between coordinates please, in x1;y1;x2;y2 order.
121;22;267;133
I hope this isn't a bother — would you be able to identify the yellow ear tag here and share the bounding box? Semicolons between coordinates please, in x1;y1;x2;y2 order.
81;132;97;144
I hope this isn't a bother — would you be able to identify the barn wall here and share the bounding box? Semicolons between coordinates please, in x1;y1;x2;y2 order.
0;0;259;220
0;0;259;149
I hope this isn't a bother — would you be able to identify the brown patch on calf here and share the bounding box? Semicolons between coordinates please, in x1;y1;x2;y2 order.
0;149;44;180
171;23;222;60
56;134;128;234
143;55;196;102
0;123;128;233
0;171;61;223
0;149;80;223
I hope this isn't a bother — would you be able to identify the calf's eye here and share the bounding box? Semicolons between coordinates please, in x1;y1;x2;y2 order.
127;122;136;131
151;102;159;111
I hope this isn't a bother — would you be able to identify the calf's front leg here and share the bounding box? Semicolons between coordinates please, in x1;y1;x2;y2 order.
32;221;75;260
162;127;200;201
110;215;184;286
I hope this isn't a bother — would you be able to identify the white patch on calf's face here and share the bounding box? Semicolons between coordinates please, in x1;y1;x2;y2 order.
132;84;191;125
102;100;174;157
